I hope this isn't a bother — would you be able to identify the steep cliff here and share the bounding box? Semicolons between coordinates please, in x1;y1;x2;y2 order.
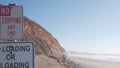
23;17;66;59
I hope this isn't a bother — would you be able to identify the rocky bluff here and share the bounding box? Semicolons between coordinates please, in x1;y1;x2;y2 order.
23;17;66;59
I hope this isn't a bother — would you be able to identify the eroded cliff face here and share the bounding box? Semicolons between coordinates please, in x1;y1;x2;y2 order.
23;17;66;59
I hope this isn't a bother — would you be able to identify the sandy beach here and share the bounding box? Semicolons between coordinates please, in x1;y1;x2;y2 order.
71;57;120;68
35;55;68;68
35;55;120;68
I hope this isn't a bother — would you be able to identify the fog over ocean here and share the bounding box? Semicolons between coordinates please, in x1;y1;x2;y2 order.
68;51;120;62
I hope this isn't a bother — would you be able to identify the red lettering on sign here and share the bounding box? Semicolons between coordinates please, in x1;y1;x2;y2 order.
1;17;21;24
0;6;11;16
7;31;15;36
8;25;15;29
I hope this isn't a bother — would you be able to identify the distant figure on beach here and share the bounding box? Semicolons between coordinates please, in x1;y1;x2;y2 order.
57;55;66;62
61;55;66;62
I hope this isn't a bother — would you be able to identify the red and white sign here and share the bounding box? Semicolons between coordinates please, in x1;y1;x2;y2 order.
0;6;23;40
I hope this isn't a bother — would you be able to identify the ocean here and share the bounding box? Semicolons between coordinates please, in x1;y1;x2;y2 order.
68;51;120;62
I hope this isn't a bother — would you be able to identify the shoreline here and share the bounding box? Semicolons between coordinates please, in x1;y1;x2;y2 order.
69;57;120;68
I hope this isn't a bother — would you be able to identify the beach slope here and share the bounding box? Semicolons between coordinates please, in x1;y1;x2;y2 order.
35;55;68;68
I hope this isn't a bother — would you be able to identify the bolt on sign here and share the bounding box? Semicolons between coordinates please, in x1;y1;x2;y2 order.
0;42;34;68
0;5;23;40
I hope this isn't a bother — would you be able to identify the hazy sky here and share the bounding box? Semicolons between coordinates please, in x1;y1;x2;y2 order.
1;0;120;54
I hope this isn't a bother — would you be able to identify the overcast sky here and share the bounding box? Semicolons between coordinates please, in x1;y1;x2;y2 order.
1;0;120;54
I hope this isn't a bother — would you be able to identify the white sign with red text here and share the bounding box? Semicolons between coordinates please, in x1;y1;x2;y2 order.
0;6;23;40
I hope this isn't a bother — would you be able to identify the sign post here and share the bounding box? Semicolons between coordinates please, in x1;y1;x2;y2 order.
0;42;34;68
0;5;23;40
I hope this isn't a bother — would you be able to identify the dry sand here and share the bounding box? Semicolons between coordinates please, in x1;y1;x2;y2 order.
71;57;120;68
35;55;67;68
